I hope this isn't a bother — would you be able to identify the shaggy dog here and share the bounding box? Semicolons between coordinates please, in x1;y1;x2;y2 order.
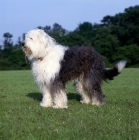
22;29;126;108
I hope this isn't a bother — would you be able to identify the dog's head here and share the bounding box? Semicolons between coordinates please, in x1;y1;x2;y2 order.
22;29;52;61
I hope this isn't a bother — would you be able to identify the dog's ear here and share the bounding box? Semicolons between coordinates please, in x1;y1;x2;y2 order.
42;33;50;47
37;30;49;46
37;29;56;48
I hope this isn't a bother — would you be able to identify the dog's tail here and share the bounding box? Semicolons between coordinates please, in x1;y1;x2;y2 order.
104;60;126;81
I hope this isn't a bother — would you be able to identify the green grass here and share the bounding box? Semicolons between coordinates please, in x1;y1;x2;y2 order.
0;69;139;140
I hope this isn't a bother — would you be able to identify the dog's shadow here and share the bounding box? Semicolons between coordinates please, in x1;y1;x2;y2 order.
26;92;81;102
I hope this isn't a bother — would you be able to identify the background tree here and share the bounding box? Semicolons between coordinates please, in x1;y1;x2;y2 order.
0;5;139;70
94;27;119;61
3;32;13;49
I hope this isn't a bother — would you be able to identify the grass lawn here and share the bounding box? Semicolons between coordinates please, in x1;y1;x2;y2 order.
0;69;139;140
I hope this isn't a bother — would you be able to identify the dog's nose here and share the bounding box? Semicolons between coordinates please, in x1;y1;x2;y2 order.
22;42;25;46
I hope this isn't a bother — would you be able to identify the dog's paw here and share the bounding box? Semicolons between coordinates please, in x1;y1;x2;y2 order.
80;100;91;104
52;105;68;109
92;101;105;106
40;102;52;107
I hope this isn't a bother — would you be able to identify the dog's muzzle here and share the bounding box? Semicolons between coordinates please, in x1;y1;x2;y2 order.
22;41;25;47
22;41;32;56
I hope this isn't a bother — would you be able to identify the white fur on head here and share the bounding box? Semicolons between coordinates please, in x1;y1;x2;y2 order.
24;29;68;85
117;60;127;72
24;29;54;60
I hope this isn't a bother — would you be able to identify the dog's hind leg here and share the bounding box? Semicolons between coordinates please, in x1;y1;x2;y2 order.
91;84;105;106
40;85;53;107
74;78;91;104
84;74;105;106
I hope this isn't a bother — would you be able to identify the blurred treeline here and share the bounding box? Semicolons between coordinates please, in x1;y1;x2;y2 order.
0;5;139;70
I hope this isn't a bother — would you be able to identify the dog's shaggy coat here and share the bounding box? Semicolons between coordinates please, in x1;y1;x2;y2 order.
22;29;126;108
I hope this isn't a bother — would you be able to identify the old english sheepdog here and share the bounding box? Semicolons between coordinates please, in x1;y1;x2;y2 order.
22;29;126;108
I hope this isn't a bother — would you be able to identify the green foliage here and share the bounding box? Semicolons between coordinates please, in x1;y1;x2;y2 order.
0;5;139;70
112;44;139;66
101;5;139;46
94;27;119;59
102;56;112;68
60;32;92;47
0;59;10;70
9;49;30;70
0;69;139;139
3;32;13;49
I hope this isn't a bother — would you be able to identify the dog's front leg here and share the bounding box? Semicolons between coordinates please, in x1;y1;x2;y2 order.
40;85;53;107
52;89;68;109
